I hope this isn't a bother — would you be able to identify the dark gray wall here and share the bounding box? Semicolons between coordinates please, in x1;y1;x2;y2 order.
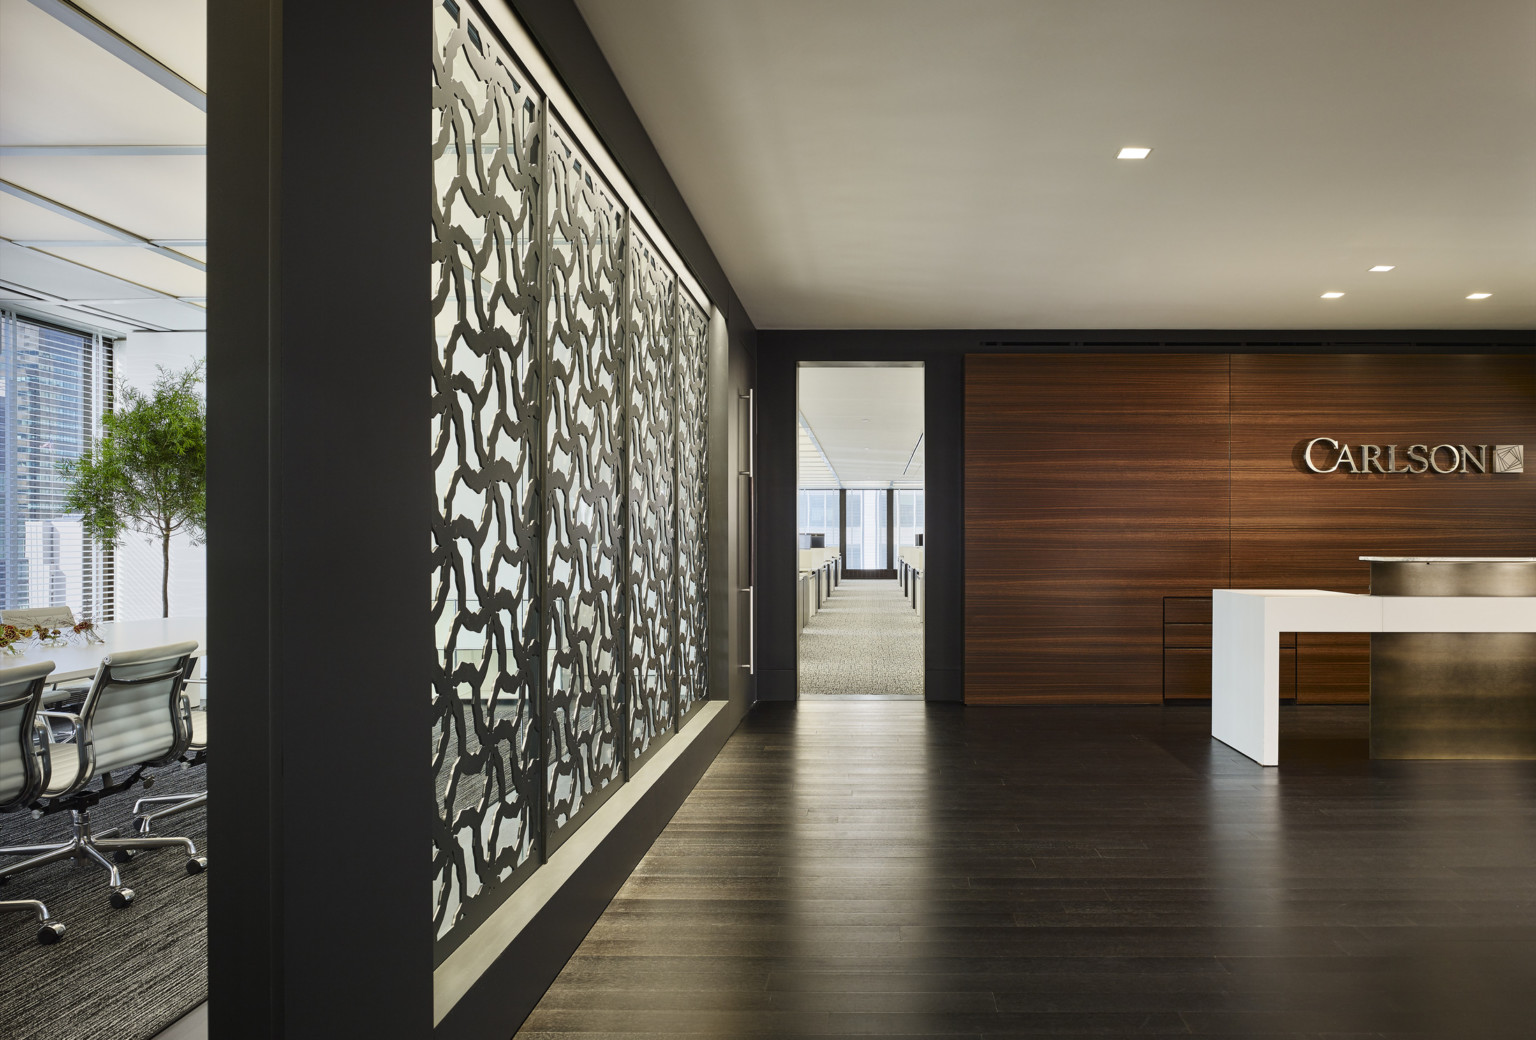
756;329;1536;704
209;1;434;1037
211;1;757;1038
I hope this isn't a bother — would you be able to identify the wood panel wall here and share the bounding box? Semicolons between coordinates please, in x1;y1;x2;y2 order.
1231;354;1536;702
964;355;1231;704
965;353;1536;705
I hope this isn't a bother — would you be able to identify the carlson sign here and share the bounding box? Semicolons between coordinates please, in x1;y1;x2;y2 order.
1302;439;1524;475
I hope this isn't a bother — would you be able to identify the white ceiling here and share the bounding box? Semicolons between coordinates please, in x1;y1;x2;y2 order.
798;365;924;488
0;0;206;334
576;0;1536;330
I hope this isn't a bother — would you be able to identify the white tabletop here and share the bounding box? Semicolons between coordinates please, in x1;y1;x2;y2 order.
4;617;206;698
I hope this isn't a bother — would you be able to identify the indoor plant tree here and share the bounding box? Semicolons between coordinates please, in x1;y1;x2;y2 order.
59;362;207;618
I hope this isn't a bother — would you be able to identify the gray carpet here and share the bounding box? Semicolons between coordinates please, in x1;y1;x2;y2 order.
0;761;208;1040
798;578;924;696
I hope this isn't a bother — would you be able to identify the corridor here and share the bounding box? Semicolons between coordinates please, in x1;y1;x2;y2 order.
798;579;923;697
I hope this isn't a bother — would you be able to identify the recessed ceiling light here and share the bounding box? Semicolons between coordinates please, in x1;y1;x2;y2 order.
1117;147;1152;159
1467;292;1492;300
1368;265;1395;272
1321;292;1345;299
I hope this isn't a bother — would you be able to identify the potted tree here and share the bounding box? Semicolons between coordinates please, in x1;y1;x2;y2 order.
59;362;207;618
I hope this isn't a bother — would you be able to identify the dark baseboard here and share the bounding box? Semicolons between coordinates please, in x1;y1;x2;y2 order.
756;668;797;701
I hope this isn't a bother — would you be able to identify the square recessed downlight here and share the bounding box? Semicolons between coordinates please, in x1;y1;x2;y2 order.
1321;292;1345;299
1368;265;1395;272
1117;147;1152;159
1467;292;1493;299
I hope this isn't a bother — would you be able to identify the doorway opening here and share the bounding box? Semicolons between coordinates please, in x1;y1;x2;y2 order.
794;363;924;698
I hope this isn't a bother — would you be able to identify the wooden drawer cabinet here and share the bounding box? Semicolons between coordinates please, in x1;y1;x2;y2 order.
1162;595;1295;700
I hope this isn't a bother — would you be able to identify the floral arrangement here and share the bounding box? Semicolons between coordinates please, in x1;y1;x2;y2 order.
32;625;65;648
0;624;19;656
72;619;103;645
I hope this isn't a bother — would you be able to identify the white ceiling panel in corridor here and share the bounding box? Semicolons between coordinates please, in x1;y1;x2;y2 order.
798;365;923;488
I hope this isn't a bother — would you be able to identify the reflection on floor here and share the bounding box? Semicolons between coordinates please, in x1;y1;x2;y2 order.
518;702;1536;1039
798;578;922;696
0;761;207;1040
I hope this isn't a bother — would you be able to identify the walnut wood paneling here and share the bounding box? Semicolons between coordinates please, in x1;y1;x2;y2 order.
964;355;1231;704
1231;355;1536;701
1164;647;1295;700
966;352;1535;706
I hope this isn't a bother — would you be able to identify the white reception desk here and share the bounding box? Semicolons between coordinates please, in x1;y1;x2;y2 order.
1211;588;1536;765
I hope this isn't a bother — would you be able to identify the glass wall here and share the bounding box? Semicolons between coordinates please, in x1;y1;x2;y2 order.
0;310;113;619
845;489;889;570
797;489;839;550
897;489;924;547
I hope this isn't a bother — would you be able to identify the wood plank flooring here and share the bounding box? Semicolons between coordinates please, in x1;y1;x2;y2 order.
516;702;1536;1039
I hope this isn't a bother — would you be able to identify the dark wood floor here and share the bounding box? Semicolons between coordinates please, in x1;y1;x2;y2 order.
516;702;1536;1039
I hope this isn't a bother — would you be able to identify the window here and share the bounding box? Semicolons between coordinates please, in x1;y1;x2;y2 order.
897;489;925;546
846;489;889;570
797;488;839;551
0;311;114;620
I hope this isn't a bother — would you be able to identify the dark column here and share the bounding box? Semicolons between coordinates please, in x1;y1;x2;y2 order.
208;2;433;1036
886;489;895;572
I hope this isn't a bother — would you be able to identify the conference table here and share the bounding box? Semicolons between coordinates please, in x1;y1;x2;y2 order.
3;617;208;705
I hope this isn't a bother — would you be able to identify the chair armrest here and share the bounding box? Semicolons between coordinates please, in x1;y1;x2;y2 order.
35;713;91;797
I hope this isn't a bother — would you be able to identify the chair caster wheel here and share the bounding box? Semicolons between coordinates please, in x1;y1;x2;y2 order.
113;849;138;864
110;888;135;909
133;817;152;836
37;922;65;945
187;856;207;875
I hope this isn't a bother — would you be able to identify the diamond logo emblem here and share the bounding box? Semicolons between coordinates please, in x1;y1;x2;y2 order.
1494;444;1524;474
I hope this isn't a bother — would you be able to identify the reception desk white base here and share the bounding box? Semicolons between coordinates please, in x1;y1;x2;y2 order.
1211;590;1536;765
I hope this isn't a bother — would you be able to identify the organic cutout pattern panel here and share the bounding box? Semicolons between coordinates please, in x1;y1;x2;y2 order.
430;1;543;944
543;117;627;840
675;294;709;721
430;0;717;958
625;225;677;765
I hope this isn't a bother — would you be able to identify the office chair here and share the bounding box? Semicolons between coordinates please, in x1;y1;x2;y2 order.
0;659;66;943
0;642;207;910
131;661;207;837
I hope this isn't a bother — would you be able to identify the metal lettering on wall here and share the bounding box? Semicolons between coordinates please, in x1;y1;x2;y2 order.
430;0;717;958
430;1;543;946
1302;438;1524;475
675;295;709;721
626;225;677;765
543;117;627;843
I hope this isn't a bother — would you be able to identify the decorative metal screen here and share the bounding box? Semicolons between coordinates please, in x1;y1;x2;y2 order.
430;1;545;945
624;226;677;766
674;294;709;721
542;117;627;843
431;0;717;960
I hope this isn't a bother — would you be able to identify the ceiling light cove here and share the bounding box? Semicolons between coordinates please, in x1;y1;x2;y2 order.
1467;293;1493;300
1321;292;1346;299
1368;265;1396;272
1117;147;1152;159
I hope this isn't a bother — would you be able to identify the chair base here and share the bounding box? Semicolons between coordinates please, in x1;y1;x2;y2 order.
132;791;207;835
1;897;65;944
0;808;206;908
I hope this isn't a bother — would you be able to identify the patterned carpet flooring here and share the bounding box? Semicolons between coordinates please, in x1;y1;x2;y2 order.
0;761;208;1040
798;578;924;697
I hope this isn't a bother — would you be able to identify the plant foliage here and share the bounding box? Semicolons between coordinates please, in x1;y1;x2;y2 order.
59;361;206;616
